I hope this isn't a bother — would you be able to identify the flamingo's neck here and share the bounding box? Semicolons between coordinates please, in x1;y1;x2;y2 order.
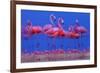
57;18;63;30
50;14;56;25
50;17;54;25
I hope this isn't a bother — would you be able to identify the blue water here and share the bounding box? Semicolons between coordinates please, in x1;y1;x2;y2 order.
21;9;90;53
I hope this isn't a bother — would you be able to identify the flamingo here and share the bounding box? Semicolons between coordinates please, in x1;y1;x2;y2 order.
43;14;61;49
73;19;88;49
57;17;66;37
56;18;81;49
22;21;43;50
66;25;81;49
74;19;87;34
46;17;81;49
65;25;81;39
58;19;87;42
55;19;81;49
55;18;81;39
43;14;56;33
22;21;33;37
45;17;65;37
22;21;42;37
43;15;65;37
49;17;76;49
42;14;57;49
44;17;66;49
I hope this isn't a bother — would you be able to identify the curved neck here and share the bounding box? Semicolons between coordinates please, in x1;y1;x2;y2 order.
49;15;55;25
57;18;63;29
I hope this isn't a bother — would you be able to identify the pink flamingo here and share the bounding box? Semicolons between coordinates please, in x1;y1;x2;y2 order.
46;17;81;49
42;14;57;48
57;17;66;37
46;17;66;37
43;14;58;48
22;21;42;37
73;19;88;49
55;19;81;49
54;18;81;39
44;17;66;49
43;15;63;49
22;21;42;49
22;21;33;37
65;25;81;39
74;19;87;34
57;18;81;49
43;15;65;37
43;14;56;33
65;25;81;49
58;18;84;39
51;17;78;49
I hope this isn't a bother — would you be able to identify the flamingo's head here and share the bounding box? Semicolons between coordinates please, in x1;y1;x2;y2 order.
50;14;56;24
76;19;79;23
58;17;64;25
27;20;32;26
75;19;80;26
